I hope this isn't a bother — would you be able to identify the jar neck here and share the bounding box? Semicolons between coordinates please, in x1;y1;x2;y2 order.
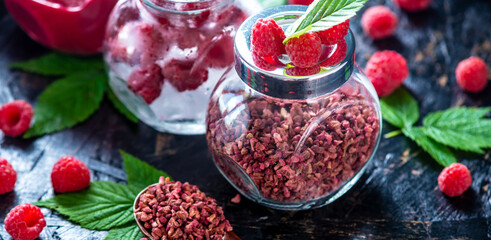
140;0;233;14
234;5;356;100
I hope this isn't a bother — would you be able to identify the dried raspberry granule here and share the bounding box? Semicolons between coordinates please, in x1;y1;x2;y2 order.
0;157;16;194
162;59;209;92
4;203;46;240
251;18;286;58
361;6;398;40
128;64;164;104
394;0;432;12
51;156;91;193
438;163;472;197
365;50;408;97
0;100;33;137
285;32;322;68
316;20;350;45
455;57;488;93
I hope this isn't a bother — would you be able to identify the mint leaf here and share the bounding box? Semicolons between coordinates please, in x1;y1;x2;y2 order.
402;127;457;167
105;224;143;240
107;88;139;123
285;0;367;42
24;71;106;138
423;107;491;126
33;181;140;230
380;88;419;129
120;150;172;189
10;53;104;76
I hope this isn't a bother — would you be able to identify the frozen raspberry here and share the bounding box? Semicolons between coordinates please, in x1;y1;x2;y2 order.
0;100;33;137
251;18;286;58
128;64;164;104
162;59;209;92
316;20;350;45
455;57;488;93
0;158;16;194
438;163;472;197
320;40;347;67
203;30;235;68
361;6;398;40
51;156;91;193
394;0;432;12
365;50;408;97
4;203;46;240
285;32;322;68
178;3;211;28
286;65;321;76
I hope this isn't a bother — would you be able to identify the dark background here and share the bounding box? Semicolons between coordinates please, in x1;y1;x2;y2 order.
1;0;490;239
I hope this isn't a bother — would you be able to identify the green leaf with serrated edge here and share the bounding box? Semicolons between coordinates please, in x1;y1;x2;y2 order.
423;107;491;126
380;88;419;129
402;127;457;167
259;0;286;9
423;126;491;154
23;71;106;138
120;150;172;189
10;53;104;76
33;181;140;230
107;86;139;123
285;0;367;42
105;224;143;240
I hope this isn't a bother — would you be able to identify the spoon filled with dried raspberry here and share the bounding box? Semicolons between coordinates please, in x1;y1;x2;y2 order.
134;176;241;240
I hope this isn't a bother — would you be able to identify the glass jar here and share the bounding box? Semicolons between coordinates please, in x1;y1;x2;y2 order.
103;0;260;134
206;5;382;210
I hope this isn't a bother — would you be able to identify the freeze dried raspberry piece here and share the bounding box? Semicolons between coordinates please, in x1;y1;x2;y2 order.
0;100;33;137
316;20;350;45
455;57;488;93
361;6;398;40
438;163;472;197
251;18;286;58
365;50;408;97
320;40;347;67
286;65;321;76
4;203;46;240
162;59;209;92
285;32;322;68
128;64;164;104
0;157;16;194
394;0;432;12
51;156;91;193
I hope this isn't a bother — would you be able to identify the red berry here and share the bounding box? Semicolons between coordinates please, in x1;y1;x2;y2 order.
394;0;432;12
51;156;91;193
365;50;409;97
203;29;235;68
4;203;46;240
287;0;314;5
128;64;164;104
285;32;322;68
286;65;321;76
162;59;209;92
251;18;286;58
438;163;472;197
455;57;488;93
0;158;16;194
361;6;398;40
252;52;278;71
320;39;347;67
0;100;33;137
316;20;350;45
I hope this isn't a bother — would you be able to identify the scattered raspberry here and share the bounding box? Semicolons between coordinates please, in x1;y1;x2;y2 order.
287;0;313;5
365;50;408;97
231;194;241;204
252;52;278;71
162;59;209;92
438;163;472;197
0;100;33;137
320;40;347;67
286;65;321;76
128;64;164;104
455;57;488;93
4;203;46;240
51;156;91;193
361;6;398;40
394;0;432;12
316;20;350;45
0;158;16;194
251;18;286;58
285;32;322;68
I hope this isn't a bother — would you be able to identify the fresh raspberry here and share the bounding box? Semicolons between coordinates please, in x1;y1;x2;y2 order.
285;32;322;68
316;20;350;45
394;0;432;12
162;59;209;92
51;156;91;193
361;6;398;40
252;52;278;71
4;203;46;240
320;39;347;67
286;65;321;76
455;57;488;93
438;163;472;197
251;18;286;58
128;64;164;104
0;100;33;137
0;158;16;194
287;0;314;5
365;50;408;97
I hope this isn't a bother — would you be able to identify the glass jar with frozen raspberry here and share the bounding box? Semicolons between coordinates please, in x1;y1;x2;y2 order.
103;0;260;134
206;5;382;210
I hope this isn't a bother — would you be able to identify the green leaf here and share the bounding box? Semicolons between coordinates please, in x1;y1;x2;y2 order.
10;53;104;76
259;0;286;9
105;224;143;240
107;87;139;123
33;181;140;230
285;0;367;42
402;127;457;167
423;107;491;126
380;88;419;129
120;150;172;189
23;71;106;138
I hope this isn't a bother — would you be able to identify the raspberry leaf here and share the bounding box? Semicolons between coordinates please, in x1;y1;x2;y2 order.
10;53;104;76
380;88;419;129
107;87;139;123
105;224;143;240
402;127;457;167
120;150;172;189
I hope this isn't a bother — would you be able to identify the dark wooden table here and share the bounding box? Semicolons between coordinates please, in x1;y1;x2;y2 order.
1;0;490;239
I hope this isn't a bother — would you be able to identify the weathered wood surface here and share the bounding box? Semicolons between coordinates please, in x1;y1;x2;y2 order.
0;0;490;239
